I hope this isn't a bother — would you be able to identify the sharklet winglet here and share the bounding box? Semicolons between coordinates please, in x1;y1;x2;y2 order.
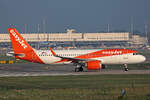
49;47;56;56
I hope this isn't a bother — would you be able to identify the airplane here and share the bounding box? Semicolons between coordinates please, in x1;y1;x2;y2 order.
7;28;146;72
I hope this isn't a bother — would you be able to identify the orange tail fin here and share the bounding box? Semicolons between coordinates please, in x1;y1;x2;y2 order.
8;28;44;64
8;28;32;54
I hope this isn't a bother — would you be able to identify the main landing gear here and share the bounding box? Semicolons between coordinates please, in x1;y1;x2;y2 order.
75;64;84;72
124;64;128;71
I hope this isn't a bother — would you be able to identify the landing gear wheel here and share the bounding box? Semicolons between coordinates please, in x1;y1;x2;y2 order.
75;64;84;72
124;64;128;71
79;67;83;72
125;68;128;71
75;67;83;72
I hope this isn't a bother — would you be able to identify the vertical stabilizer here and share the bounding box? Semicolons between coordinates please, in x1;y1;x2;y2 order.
8;28;32;53
8;28;44;64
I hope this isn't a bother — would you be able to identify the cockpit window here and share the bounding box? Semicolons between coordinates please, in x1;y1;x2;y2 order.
133;53;137;55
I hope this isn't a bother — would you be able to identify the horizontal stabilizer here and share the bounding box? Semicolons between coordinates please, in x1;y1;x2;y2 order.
6;52;25;57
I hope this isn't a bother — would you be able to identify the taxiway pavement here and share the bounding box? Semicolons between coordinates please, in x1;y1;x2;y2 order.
0;63;150;77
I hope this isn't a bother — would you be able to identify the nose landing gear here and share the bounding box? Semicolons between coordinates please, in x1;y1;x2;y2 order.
124;64;128;71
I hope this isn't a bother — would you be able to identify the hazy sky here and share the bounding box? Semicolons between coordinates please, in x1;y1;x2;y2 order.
0;0;150;33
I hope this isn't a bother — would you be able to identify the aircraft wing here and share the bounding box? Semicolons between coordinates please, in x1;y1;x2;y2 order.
56;55;90;61
49;48;92;63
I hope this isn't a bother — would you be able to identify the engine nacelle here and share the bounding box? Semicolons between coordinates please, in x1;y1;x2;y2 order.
87;60;101;70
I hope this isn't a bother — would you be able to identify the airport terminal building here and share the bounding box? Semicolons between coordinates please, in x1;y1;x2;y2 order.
0;29;146;49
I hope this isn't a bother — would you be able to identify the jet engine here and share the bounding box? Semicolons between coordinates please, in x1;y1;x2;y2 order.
87;60;102;70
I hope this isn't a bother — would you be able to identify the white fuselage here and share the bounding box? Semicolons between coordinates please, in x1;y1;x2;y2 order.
34;49;146;65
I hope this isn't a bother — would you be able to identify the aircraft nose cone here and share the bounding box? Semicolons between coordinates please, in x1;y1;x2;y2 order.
140;55;146;62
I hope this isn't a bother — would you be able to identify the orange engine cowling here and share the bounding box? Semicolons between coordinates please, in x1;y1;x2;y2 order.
87;60;101;70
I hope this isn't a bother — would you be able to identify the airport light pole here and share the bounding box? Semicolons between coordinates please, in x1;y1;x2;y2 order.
107;24;110;32
37;24;40;49
42;16;49;49
130;16;134;38
24;24;27;33
145;24;149;48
